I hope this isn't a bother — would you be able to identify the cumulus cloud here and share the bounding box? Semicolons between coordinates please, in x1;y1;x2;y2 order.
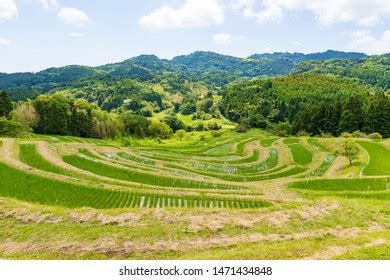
347;30;390;55
231;0;390;26
139;0;224;30
58;7;90;26
0;37;10;46
213;33;232;44
37;0;59;9
0;0;17;21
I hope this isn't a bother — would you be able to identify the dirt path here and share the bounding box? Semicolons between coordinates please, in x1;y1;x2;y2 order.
325;156;347;177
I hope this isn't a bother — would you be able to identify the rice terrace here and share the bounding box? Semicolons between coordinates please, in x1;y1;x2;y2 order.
0;129;389;259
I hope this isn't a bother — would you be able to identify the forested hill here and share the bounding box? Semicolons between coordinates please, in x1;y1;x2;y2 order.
0;50;371;93
222;74;390;138
291;54;390;89
249;50;366;61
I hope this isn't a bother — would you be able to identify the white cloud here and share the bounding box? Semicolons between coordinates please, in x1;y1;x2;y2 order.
58;7;90;26
139;0;224;30
0;37;10;46
37;0;59;9
347;30;390;55
0;0;17;21
231;0;390;26
213;33;232;44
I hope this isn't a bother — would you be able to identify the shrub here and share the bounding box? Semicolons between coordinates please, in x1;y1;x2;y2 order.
296;130;310;137
272;121;291;137
352;130;367;138
368;132;382;140
211;130;223;137
207;122;222;131
319;132;333;138
340;132;353;138
192;111;212;121
236;123;248;133
163;115;185;132
148;121;173;139
194;122;205;132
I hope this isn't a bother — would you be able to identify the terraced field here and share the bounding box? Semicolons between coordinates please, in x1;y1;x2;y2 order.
0;131;389;260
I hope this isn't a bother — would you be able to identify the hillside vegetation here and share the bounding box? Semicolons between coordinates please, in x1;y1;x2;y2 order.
223;75;389;137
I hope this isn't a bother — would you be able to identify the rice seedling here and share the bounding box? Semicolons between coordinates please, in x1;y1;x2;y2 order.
0;162;270;208
260;138;278;147
290;178;390;192
358;141;390;176
63;154;241;190
287;143;313;166
19;144;72;176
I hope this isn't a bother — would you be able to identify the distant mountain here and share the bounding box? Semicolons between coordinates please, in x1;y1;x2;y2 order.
171;50;367;85
249;50;366;61
304;50;367;60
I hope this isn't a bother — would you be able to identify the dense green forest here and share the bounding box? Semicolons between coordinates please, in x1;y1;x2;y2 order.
0;50;389;139
222;75;389;137
291;54;390;89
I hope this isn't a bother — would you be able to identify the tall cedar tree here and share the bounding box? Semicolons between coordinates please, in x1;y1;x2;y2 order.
0;91;13;118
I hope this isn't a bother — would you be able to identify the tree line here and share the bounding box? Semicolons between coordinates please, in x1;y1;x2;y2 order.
0;91;221;140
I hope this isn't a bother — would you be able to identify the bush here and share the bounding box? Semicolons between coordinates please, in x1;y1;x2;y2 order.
0;117;24;137
148;121;173;139
211;131;223;137
340;132;353;138
192;112;212;121
368;132;382;140
207;122;222;131
272;121;291;137
236;123;248;133
163;115;185;132
320;132;333;138
194;122;205;132
352;130;367;138
296;130;310;137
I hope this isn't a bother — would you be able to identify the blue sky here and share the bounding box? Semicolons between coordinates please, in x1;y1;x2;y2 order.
0;0;389;73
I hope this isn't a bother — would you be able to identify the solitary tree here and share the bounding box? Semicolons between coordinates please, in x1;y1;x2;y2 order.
337;140;360;165
0;91;13;118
